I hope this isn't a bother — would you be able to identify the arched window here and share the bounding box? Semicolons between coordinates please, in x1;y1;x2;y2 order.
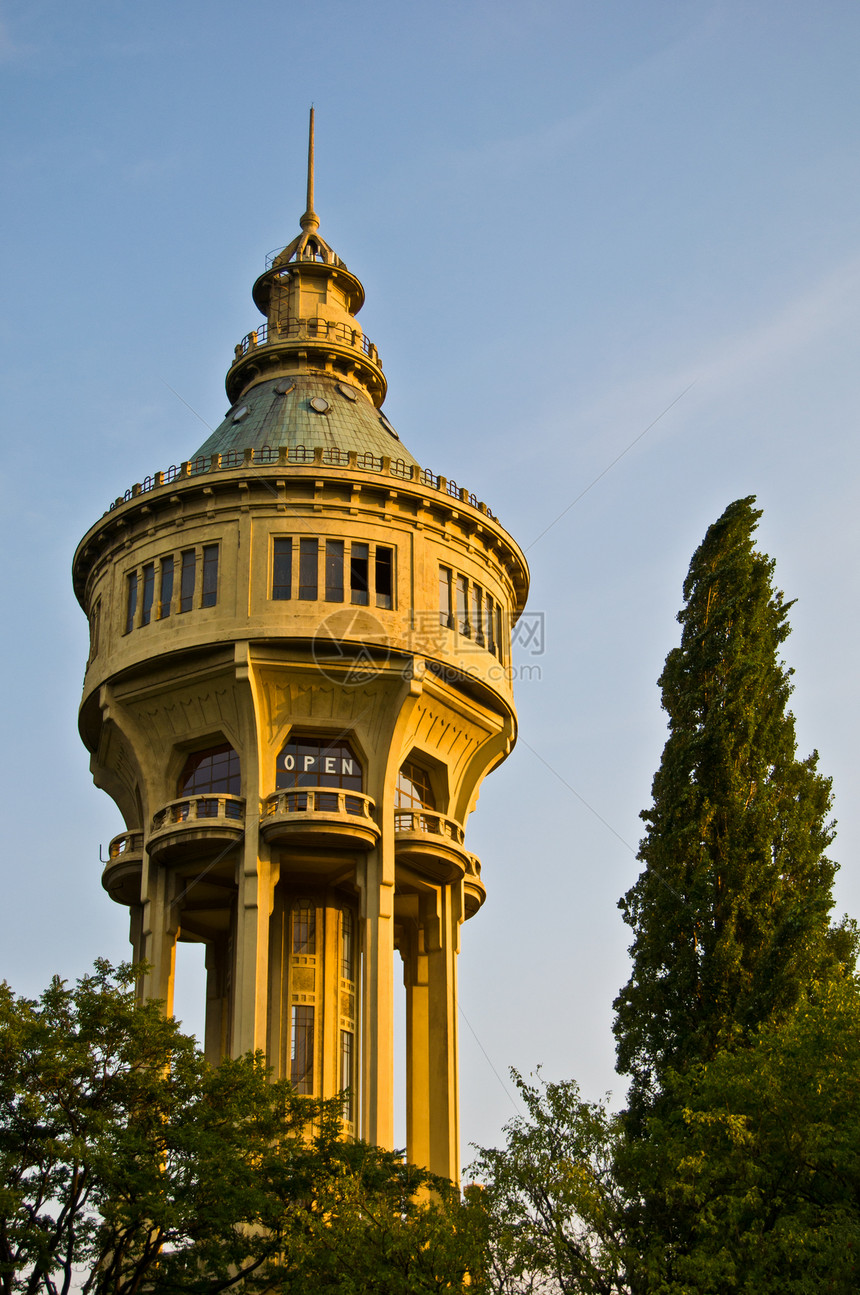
396;760;435;811
178;743;241;796
276;735;362;792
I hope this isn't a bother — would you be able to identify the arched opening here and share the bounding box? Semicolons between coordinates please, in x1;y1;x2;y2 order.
178;742;241;797
276;734;363;793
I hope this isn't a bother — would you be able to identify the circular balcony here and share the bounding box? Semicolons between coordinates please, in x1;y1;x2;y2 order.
463;852;486;918
394;809;470;883
102;830;144;906
147;795;245;864
260;788;380;851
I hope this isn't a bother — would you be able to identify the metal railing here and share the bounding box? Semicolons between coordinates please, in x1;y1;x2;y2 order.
393;809;465;846
233;319;377;362
107;450;497;522
151;794;245;832
262;788;376;821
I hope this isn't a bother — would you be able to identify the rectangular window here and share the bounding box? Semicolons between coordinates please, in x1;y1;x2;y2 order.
325;540;344;602
180;550;196;613
299;539;318;600
471;583;483;645
290;1005;314;1094
159;556;174;619
89;599;100;659
456;575;469;636
485;592;495;654
350;543;369;605
439;566;453;628
292;903;316;955
140;563;155;626
340;1029;354;1121
201;545;219;608
495;604;503;660
272;538;292;600
341;910;354;981
375;546;393;609
125;571;138;634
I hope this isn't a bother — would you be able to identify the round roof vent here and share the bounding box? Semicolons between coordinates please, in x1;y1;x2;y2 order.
232;405;249;423
337;383;358;402
275;380;295;395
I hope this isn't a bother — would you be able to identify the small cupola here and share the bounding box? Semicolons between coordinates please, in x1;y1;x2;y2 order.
226;109;387;408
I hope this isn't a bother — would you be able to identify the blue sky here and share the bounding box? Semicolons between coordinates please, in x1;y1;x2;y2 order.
2;0;860;1159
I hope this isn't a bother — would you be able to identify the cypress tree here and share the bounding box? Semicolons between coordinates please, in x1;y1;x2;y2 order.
614;497;846;1118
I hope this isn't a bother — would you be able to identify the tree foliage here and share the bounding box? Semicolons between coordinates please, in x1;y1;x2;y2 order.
0;961;483;1295
469;1072;628;1295
613;497;848;1117
632;975;860;1293
472;499;860;1293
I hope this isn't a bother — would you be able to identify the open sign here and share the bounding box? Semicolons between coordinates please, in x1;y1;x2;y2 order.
276;737;363;792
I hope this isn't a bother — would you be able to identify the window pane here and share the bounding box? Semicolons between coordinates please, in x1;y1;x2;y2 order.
125;572;138;634
159;557;174;619
341;909;355;981
276;736;363;792
375;546;393;609
299;539;318;600
340;1029;354;1121
140;563;155;626
290;1005;314;1094
396;760;436;810
471;583;483;644
350;543;369;605
201;544;218;607
485;593;495;653
495;605;503;660
439;566;453;628
456;575;469;636
178;743;241;796
325;540;344;602
272;537;292;600
180;550;196;613
292;902;316;954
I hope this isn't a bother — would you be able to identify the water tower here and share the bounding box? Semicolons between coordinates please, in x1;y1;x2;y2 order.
72;112;529;1180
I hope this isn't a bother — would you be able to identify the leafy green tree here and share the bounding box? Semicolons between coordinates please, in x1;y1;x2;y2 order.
0;961;482;1295
469;1072;628;1295
474;499;860;1294
633;974;860;1293
277;1122;487;1293
613;497;850;1119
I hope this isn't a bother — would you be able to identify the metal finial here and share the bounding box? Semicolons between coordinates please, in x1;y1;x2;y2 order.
307;106;315;215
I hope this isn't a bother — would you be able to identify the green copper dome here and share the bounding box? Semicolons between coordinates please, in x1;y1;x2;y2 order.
192;374;418;466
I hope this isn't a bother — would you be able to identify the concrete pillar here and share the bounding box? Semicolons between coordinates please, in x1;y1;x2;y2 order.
359;848;395;1149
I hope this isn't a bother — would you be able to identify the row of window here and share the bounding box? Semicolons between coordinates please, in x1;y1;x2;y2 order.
272;537;394;608
125;544;219;634
439;565;504;659
175;739;437;809
119;535;396;641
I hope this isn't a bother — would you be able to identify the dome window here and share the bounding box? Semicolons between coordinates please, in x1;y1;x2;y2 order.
309;396;330;413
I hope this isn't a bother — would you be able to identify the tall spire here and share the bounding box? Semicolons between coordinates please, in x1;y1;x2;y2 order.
301;106;319;234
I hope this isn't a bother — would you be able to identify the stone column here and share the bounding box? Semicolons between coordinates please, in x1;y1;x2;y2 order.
359;846;395;1149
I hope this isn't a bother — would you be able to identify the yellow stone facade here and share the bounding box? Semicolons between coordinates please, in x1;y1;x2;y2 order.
73;113;529;1181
